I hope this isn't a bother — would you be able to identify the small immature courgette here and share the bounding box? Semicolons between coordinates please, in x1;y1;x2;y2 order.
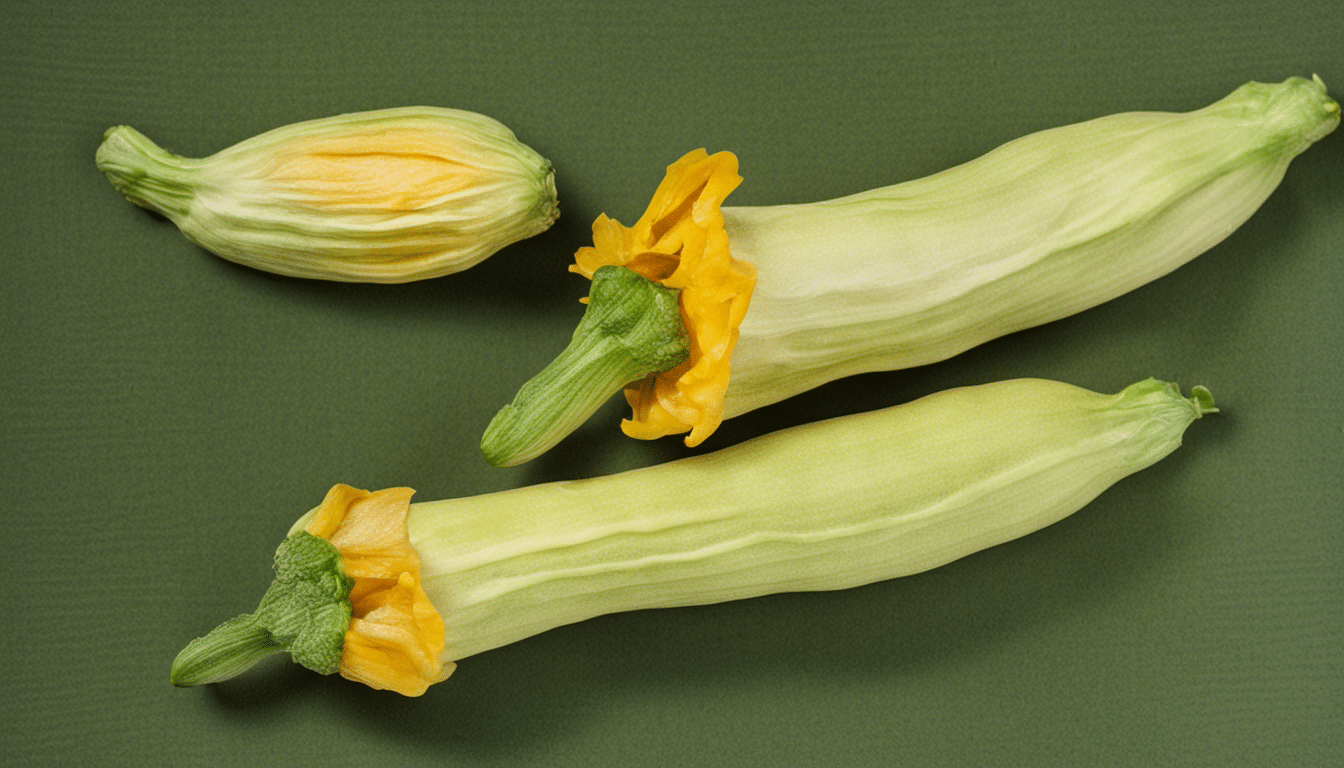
96;107;558;282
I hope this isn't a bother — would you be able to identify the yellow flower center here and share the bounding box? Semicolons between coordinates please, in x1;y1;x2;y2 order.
570;149;756;447
267;127;483;212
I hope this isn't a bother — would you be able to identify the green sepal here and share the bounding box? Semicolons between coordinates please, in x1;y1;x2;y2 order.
480;265;690;467
170;532;354;687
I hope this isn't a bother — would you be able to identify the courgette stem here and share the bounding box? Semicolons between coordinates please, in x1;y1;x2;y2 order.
480;265;689;466
96;126;198;218
170;616;285;687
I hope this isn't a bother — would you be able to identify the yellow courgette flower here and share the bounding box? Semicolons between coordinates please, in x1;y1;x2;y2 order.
96;107;558;282
303;484;451;696
570;149;756;446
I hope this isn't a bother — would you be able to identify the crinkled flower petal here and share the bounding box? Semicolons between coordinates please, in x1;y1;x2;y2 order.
305;484;451;696
570;149;755;446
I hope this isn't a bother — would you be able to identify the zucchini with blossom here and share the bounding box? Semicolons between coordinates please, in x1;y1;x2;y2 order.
482;76;1336;466
96;107;558;282
174;376;1215;696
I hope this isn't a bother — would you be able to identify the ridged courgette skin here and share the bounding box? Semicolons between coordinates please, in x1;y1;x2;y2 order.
401;377;1214;662
719;77;1337;417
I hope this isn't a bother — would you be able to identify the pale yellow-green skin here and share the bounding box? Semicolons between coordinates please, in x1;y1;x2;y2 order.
718;76;1338;417
96;107;558;283
294;378;1211;663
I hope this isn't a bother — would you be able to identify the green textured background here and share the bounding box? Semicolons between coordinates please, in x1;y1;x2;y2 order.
3;1;1341;766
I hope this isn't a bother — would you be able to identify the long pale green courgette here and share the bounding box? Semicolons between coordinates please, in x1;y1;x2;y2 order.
482;76;1335;466
174;376;1214;696
720;77;1335;416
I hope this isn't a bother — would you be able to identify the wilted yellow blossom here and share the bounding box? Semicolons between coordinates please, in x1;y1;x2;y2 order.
571;149;756;446
303;484;451;696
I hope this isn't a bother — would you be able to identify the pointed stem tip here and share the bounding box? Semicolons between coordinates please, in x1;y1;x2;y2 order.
480;265;689;466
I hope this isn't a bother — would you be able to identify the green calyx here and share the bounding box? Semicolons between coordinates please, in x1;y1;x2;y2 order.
170;532;353;687
481;265;690;467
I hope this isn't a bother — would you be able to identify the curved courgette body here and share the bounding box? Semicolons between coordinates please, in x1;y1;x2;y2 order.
411;377;1213;661
719;77;1337;417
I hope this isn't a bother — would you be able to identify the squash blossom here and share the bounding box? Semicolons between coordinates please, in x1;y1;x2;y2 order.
173;376;1215;696
481;75;1336;467
96;107;558;282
